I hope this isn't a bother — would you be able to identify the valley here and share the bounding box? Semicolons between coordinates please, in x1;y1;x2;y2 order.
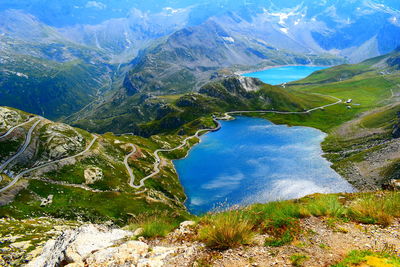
1;55;400;265
1;51;400;219
0;1;400;266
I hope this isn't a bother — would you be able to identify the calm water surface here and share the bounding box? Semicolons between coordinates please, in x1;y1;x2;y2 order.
243;65;327;85
174;65;351;214
174;117;354;215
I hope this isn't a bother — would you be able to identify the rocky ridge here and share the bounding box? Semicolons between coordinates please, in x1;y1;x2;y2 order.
25;217;400;267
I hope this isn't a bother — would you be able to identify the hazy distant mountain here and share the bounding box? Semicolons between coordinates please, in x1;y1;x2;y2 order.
0;10;113;119
1;0;400;120
122;19;342;95
1;0;399;61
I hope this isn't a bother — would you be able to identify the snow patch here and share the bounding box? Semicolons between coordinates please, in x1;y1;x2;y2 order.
262;5;305;26
123;31;132;48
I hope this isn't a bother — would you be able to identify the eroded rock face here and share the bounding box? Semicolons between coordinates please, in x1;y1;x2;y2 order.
0;107;23;131
27;224;195;267
84;167;103;184
27;224;133;267
237;76;262;92
39;123;84;160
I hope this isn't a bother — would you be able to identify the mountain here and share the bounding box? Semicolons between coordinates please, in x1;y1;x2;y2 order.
1;52;400;265
121;18;343;96
0;10;114;119
69;76;333;135
58;8;193;62
0;107;189;224
1;0;400;121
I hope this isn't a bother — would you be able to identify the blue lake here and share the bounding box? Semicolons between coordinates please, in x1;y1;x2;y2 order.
242;65;327;85
174;117;354;215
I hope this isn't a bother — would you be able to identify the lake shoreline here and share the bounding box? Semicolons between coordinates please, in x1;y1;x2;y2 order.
174;116;355;215
234;64;333;76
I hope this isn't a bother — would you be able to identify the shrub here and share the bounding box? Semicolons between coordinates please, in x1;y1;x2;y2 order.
264;217;300;247
348;193;400;227
290;254;309;267
332;250;400;267
305;195;347;218
198;211;254;249
140;219;177;238
125;211;182;238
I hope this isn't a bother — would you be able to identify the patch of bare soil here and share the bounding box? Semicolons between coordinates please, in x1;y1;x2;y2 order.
155;218;400;267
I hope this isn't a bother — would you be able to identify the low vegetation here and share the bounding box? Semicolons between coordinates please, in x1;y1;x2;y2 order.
348;192;400;226
332;250;400;267
126;211;186;238
290;254;309;267
191;192;400;250
198;210;254;249
121;191;400;252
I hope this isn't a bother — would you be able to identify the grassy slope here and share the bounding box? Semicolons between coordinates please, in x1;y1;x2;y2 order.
71;76;333;135
138;79;332;136
254;52;400;188
2;51;400;226
0;54;112;120
260;69;393;131
0;108;192;225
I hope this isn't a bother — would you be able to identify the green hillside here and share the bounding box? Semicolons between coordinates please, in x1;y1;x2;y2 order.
0;107;192;224
71;76;332;135
254;51;400;190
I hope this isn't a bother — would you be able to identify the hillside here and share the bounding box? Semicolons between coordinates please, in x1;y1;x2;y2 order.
251;50;400;191
0;10;115;120
68;76;334;135
121;19;343;96
0;107;198;226
0;75;344;223
1;56;400;265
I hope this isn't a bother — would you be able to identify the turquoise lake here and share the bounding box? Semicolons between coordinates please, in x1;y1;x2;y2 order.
242;65;327;85
174;117;355;215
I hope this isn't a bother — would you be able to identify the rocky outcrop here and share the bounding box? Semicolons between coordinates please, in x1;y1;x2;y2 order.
221;76;262;94
40;195;53;207
27;224;133;267
27;223;201;267
0;107;23;131
39;123;85;160
84;167;103;185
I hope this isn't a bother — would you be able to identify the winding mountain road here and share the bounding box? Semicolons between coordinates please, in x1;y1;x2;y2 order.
124;144;137;188
0;119;42;173
126;94;342;190
0;135;98;193
127;120;221;189
226;94;342;116
0;116;38;140
1;93;343;193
